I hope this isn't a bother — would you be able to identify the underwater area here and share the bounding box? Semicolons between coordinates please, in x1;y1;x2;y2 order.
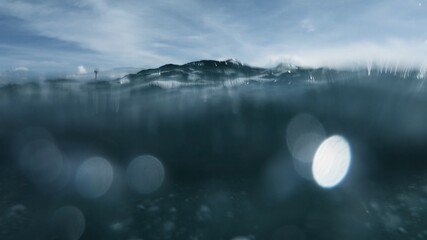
1;60;427;240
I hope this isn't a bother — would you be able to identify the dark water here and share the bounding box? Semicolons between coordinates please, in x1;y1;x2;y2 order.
1;63;427;240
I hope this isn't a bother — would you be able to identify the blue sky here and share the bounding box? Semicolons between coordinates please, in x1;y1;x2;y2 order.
1;0;427;73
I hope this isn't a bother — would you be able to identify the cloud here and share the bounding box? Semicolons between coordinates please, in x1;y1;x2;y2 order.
77;65;87;74
0;0;180;68
0;0;427;71
300;18;316;33
14;66;29;72
261;40;427;69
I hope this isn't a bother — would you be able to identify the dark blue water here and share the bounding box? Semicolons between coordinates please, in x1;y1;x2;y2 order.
1;61;427;240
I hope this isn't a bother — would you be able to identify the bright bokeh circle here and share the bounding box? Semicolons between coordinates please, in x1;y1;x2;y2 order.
312;135;351;188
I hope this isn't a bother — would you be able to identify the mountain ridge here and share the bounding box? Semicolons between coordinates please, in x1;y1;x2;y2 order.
120;59;298;86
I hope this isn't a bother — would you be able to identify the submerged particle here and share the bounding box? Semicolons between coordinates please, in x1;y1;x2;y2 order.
231;235;256;240
8;204;27;218
163;221;176;232
196;205;211;222
110;222;125;232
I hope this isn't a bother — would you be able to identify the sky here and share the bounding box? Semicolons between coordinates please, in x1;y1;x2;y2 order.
0;0;427;73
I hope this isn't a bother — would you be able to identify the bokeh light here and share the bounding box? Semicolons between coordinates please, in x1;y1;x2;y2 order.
75;156;114;198
126;155;165;194
312;135;351;188
18;139;64;185
51;206;85;240
286;113;326;179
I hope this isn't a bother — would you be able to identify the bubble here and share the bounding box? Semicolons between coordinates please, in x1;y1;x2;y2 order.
18;139;63;185
312;135;351;188
75;156;114;198
286;114;326;179
126;155;165;194
51;206;85;240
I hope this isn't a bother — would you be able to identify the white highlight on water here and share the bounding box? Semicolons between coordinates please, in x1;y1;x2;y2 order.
312;135;351;188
